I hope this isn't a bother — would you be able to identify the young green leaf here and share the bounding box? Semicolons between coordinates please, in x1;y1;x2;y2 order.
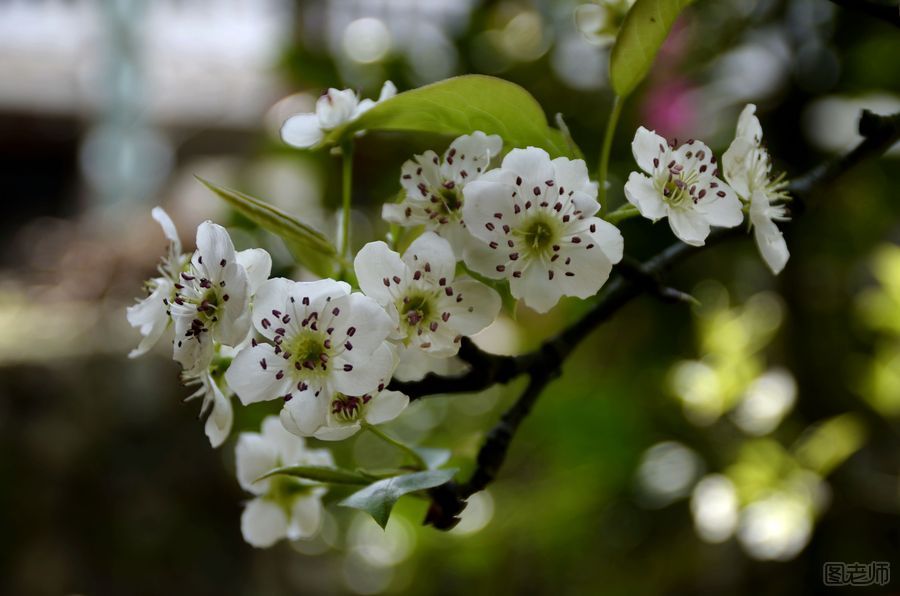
196;177;338;277
340;468;457;528
609;0;695;97
322;75;577;159
256;465;372;486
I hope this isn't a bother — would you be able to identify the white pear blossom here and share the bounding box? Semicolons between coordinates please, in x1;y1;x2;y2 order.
625;127;744;247
169;222;272;374
354;232;501;380
183;370;233;448
224;278;395;437
461;147;624;313
126;207;189;358
309;387;409;441
281;81;397;149
382;132;503;257
575;0;635;47
235;416;333;548
723;104;791;274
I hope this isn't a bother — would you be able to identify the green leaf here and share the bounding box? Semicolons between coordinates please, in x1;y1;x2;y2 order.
609;0;695;97
257;465;372;485
340;468;457;528
322;75;576;159
196;177;338;277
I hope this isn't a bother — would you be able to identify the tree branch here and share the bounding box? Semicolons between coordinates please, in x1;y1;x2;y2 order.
827;0;900;28
411;110;900;529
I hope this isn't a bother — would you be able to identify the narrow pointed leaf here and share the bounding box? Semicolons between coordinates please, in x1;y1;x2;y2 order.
257;465;371;485
197;177;338;277
610;0;695;97
321;75;576;159
340;468;457;528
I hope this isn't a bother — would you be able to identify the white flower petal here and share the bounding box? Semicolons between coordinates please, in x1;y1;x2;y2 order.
461;179;516;243
213;263;252;346
551;157;598;200
235;432;279;495
204;378;233;448
225;343;293;405
575;3;611;44
365;390;409;425
402;232;457;283
440;131;503;183
280;388;329;437
556;242;615;301
736;104;763;144
511;261;561;313
251;278;294;340
461;235;508;280
241;498;288;548
332;342;394;396
281;113;324;149
151;206;181;252
261;415;310;465
624;172;667;221
632;126;668;174
500;147;554;188
393;347;466;382
722;137;755;199
700;181;744;228
330;292;394;355
587;217;625;264
286;494;324;541
668;209;711;246
126;279;172;358
354;241;408;305
443;278;501;335
317;88;359;129
751;190;789;274
171;315;215;373
236;248;272;294
314;423;361;441
195;221;237;275
378;80;397;102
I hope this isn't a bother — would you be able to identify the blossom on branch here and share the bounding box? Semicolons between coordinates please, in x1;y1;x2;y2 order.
354;232;501;381
235;417;333;548
625;127;744;246
723;104;791;274
224;278;395;437
126;207;188;358
382;131;503;257
168;222;271;374
462;147;624;313
280;81;397;149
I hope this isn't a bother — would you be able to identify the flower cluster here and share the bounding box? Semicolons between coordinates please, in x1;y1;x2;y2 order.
127;79;791;547
127;210;272;448
625;104;790;272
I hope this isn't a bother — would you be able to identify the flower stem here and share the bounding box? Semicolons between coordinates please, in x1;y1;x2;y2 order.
364;424;427;471
340;140;354;261
598;95;623;217
604;204;640;225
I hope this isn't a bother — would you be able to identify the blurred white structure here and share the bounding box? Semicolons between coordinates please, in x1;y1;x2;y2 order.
0;0;292;128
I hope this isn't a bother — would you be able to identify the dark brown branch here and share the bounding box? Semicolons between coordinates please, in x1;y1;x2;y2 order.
414;110;900;529
827;0;900;28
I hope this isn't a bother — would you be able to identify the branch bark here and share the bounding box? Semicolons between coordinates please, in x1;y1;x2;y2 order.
407;110;900;530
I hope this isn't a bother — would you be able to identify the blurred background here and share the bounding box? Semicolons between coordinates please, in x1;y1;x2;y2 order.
1;0;899;594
